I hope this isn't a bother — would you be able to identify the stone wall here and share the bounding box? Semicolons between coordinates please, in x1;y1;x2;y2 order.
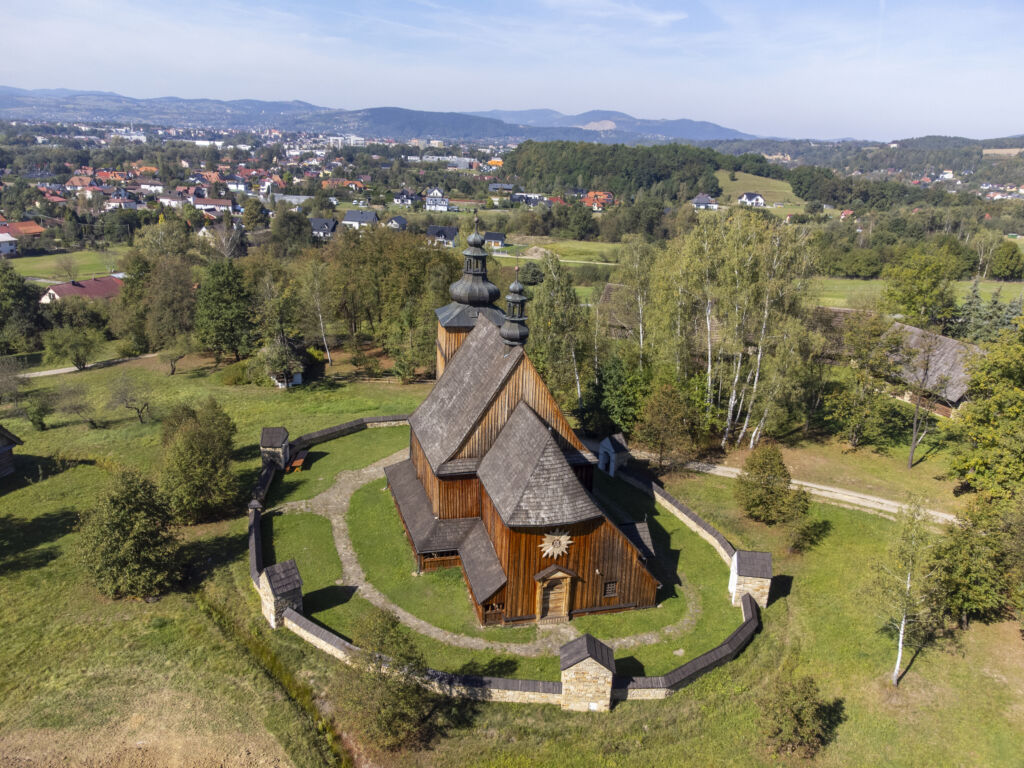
245;415;763;711
562;658;614;712
732;574;771;608
618;469;736;564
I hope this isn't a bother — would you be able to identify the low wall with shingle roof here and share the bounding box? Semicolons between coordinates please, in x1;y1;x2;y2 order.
246;416;763;709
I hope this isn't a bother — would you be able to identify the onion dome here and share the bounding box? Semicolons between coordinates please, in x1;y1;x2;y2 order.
500;268;529;346
449;217;500;306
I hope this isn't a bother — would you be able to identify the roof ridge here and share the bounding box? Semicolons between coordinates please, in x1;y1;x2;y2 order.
502;404;551;518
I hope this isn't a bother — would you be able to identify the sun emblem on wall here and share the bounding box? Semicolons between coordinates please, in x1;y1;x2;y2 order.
539;530;572;558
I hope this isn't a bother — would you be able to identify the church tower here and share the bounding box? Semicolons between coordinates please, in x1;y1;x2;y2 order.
434;219;502;376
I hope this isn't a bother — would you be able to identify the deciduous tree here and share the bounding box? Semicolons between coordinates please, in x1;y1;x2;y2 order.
77;468;178;598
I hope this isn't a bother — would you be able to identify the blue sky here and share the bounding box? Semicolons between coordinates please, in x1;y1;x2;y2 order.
6;0;1023;140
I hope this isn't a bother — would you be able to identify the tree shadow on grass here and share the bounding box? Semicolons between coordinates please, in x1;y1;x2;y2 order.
426;657;523;739
0;508;77;576
6;453;96;490
232;442;261;463
819;697;847;750
179;531;247;588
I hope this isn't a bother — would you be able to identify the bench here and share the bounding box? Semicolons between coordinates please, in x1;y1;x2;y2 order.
286;450;309;473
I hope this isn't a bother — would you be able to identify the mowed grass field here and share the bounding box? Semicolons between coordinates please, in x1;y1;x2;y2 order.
6;245;131;280
714;170;804;208
814;276;1024;308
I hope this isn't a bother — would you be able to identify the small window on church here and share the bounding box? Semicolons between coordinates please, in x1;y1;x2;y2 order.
603;581;618;597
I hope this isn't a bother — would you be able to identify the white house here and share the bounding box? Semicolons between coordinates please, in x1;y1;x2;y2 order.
341;210;379;230
737;192;766;207
0;233;17;256
690;194;719;210
424;187;449;212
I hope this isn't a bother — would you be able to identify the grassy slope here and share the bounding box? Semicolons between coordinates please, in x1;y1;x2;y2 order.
722;429;961;514
0;359;430;765
8;246;131;280
714;170;804;207
3;354;1022;765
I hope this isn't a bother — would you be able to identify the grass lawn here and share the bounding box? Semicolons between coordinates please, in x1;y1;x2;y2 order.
4;345;1023;766
721;426;962;515
342;470;742;675
264;510;559;680
346;482;536;644
715;170;804;207
813;276;1024;308
7;245;131;280
265;426;410;508
0;361;437;765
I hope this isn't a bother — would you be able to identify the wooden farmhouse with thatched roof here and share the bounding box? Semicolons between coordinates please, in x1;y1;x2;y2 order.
386;226;659;626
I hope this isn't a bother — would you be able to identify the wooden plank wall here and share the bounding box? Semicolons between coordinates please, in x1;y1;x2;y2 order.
454;355;586;461
436;323;470;377
481;489;658;622
411;430;481;518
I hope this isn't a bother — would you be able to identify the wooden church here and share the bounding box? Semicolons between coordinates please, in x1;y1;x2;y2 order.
386;226;659;626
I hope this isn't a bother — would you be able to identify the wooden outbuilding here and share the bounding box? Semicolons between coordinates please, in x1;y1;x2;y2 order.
386;226;659;626
0;424;22;481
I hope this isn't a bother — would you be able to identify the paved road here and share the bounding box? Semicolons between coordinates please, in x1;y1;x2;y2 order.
18;353;158;378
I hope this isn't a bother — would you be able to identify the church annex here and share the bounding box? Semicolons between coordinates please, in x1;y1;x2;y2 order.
385;227;659;626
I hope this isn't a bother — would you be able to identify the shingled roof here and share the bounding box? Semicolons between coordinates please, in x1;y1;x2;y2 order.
478;403;603;528
385;459;506;602
560;633;616;674
889;322;981;404
263;560;302;595
0;424;23;447
409;321;523;472
260;427;289;448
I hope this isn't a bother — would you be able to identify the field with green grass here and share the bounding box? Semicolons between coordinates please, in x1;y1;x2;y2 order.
6;246;130;280
0;356;435;765
813;276;1024;308
406;473;1024;767
2;350;1023;766
714;170;804;208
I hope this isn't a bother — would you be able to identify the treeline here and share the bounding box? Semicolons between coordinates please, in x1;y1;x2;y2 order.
502;141;784;202
0;215;460;382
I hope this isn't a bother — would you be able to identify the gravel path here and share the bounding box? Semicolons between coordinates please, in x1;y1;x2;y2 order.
274;450;707;656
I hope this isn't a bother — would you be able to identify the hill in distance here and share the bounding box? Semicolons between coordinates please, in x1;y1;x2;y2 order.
468;108;757;141
0;86;757;144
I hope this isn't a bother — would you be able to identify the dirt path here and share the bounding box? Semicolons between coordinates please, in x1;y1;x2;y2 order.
274;451;705;655
19;352;158;378
579;437;952;523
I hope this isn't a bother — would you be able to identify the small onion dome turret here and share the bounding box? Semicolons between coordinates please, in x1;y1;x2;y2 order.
500;269;529;346
449;218;500;306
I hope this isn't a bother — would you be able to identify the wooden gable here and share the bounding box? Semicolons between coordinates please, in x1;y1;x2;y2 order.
453;354;585;461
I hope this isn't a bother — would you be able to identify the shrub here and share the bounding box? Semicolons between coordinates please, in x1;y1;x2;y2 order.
77;468;178;598
337;609;441;752
758;672;837;757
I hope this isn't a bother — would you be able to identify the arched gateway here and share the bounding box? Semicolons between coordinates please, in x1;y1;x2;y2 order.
385;225;659;626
